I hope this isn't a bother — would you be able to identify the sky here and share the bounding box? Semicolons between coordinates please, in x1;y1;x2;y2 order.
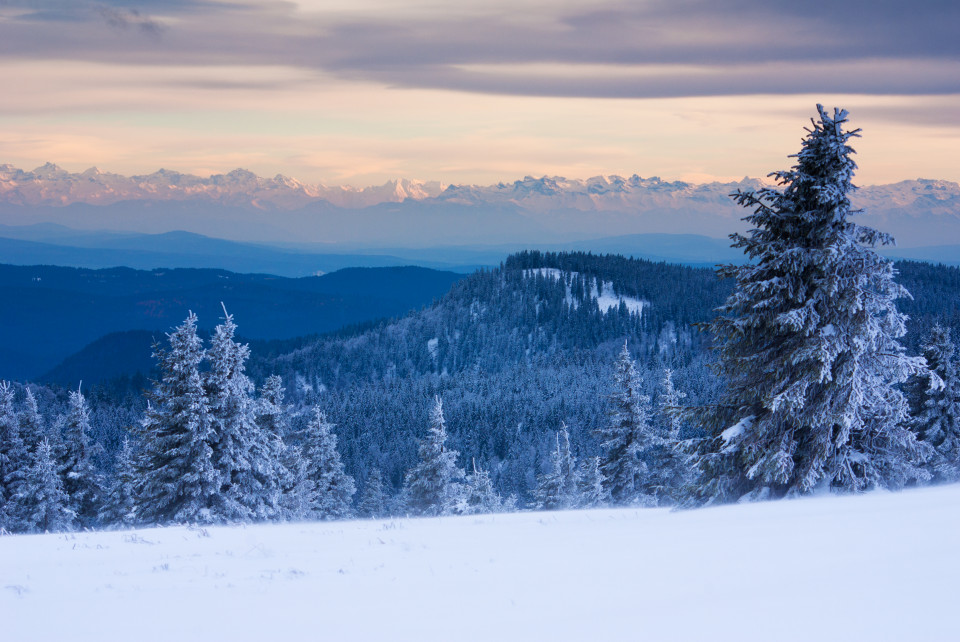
1;0;958;186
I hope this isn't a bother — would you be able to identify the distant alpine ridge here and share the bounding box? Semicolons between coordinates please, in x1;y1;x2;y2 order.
0;163;445;210
2;163;959;248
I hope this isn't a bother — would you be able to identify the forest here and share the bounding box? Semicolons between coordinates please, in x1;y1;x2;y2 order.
2;106;960;533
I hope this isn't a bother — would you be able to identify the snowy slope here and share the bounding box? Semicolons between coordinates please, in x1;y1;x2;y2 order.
524;267;647;315
3;485;959;642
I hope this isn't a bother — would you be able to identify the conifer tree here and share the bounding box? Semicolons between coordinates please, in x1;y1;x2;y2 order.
280;445;313;520
255;375;301;519
0;381;29;530
647;369;695;504
206;307;280;521
597;343;655;504
404;396;464;516
17;439;74;533
100;438;138;527
459;459;503;515
911;324;960;481
577;456;608;508
698;105;929;502
135;313;221;525
18;387;46;456
60;388;103;527
302;407;356;520
534;424;579;509
358;467;388;518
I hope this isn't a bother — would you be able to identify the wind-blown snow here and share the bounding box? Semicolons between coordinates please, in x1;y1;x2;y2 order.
524;268;646;316
3;485;959;641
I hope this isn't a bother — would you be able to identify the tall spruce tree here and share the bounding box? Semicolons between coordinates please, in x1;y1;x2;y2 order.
698;105;929;502
404;396;464;516
206;307;281;521
135;313;221;525
597;343;655;504
60;388;103;527
911;324;960;481
0;381;29;531
302;407;356;520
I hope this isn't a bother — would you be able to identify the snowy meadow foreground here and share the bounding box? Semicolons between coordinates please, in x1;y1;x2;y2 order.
4;485;958;642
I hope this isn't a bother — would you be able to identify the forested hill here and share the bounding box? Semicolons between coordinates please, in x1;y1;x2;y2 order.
249;252;732;496
242;253;959;498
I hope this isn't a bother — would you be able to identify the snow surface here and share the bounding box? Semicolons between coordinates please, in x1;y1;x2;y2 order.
3;485;959;641
524;268;646;316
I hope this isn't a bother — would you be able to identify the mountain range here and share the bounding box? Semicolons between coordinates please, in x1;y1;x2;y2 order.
2;164;959;249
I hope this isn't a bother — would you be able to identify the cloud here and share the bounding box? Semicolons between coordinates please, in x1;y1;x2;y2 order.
96;5;165;36
1;0;958;100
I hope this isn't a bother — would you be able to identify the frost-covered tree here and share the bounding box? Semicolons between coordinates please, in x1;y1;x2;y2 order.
60;388;103;527
206;307;282;521
100;438;138;527
534;424;579;510
597;343;655;504
911;324;960;481
255;375;302;519
18;387;46;455
647;369;695;504
135;313;221;525
16;439;74;533
357;467;387;518
697;105;930;502
577;456;608;508
302;407;356;520
459;459;503;515
0;381;29;530
280;445;313;521
404;396;464;516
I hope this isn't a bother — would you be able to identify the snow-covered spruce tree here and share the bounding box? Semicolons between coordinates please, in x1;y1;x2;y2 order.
99;438;138;527
910;324;960;481
597;343;655;504
18;388;46;456
255;375;302;519
697;105;930;502
534;423;580;510
279;445;313;520
459;459;503;515
16;439;74;533
0;381;29;530
206;307;282;521
135;313;221;525
60;388;104;527
577;456;608;508
302;407;356;520
647;369;695;504
404;396;465;516
357;467;388;518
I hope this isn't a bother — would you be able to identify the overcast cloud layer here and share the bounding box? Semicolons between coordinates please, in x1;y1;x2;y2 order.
3;0;959;99
1;1;958;185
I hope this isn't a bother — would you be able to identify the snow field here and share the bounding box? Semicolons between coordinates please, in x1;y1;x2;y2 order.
3;484;960;641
